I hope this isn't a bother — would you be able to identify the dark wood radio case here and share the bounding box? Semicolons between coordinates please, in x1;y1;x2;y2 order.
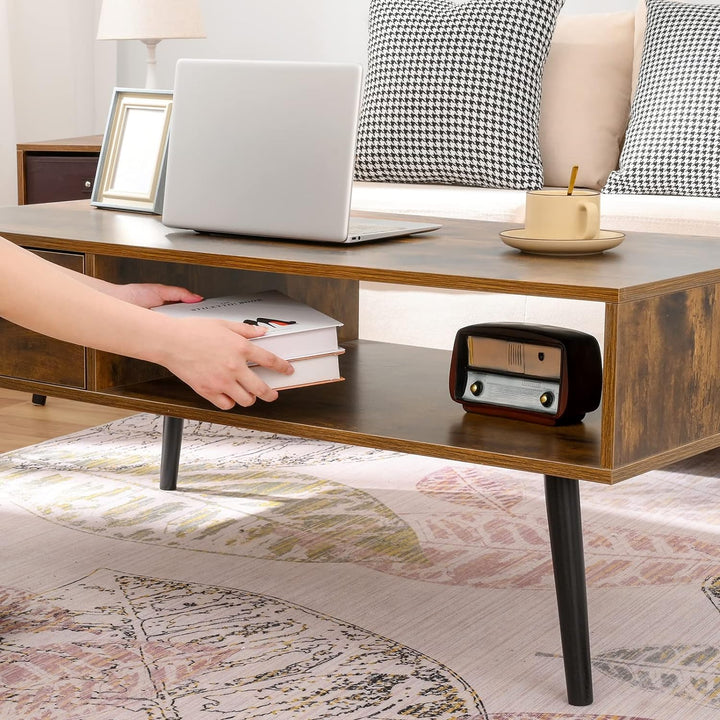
449;323;602;425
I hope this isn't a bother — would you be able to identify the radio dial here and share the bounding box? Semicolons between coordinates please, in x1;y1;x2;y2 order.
470;381;483;396
540;391;554;408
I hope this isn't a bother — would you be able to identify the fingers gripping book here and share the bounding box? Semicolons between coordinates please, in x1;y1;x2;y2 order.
152;290;344;389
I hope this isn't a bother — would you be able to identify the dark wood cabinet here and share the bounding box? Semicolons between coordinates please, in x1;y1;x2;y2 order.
16;136;102;205
10;137;102;394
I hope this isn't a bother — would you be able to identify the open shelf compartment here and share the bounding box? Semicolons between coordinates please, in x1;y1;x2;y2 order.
99;340;608;482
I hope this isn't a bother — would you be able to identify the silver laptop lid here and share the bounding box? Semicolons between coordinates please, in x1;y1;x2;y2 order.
162;59;362;242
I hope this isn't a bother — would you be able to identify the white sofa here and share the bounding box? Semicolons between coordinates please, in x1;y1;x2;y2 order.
348;1;720;352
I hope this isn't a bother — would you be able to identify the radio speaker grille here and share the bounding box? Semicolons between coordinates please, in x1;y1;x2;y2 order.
507;342;523;371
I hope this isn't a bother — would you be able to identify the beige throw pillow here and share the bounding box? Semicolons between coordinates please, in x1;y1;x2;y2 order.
632;0;648;95
539;12;635;190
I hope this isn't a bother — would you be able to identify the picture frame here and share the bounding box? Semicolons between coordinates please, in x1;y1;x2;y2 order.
91;88;174;214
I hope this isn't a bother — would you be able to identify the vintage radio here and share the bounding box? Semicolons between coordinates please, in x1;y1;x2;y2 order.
449;323;602;425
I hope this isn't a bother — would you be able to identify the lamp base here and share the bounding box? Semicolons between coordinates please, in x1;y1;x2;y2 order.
142;39;161;89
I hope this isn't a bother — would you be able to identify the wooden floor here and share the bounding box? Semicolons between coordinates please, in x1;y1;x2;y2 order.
0;387;134;453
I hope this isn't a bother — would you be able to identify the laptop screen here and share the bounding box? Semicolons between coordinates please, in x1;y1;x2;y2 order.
162;59;363;242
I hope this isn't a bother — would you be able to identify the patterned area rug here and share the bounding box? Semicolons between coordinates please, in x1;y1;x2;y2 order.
0;413;718;719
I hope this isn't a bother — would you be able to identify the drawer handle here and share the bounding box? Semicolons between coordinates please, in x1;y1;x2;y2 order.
84;180;92;189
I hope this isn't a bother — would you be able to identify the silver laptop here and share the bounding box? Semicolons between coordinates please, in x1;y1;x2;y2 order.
162;59;440;244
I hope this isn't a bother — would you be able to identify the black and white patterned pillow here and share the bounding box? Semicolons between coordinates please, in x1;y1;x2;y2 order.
354;0;564;189
604;0;720;197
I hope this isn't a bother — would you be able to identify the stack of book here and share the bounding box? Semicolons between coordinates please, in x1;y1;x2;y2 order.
152;290;344;389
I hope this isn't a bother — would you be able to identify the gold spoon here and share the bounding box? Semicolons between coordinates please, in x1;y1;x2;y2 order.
567;165;579;195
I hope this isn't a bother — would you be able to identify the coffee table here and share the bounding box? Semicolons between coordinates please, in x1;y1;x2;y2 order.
3;200;720;705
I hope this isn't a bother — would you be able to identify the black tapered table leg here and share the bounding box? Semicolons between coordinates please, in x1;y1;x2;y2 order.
31;394;47;406
544;474;593;706
160;416;184;491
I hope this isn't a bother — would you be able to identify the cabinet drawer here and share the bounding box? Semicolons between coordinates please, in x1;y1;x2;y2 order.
24;155;98;204
0;250;86;388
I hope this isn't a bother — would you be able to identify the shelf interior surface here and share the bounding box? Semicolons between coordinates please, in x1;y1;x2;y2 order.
100;340;606;481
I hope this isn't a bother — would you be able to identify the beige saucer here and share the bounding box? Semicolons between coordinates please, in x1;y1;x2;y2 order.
499;228;625;256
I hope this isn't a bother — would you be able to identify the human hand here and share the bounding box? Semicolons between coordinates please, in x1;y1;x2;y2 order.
114;283;203;309
158;317;294;409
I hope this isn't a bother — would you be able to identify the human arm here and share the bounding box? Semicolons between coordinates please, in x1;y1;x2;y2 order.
0;237;293;408
54;263;204;307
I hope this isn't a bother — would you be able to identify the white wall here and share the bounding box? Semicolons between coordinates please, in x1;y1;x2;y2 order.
115;0;640;90
0;0;640;205
4;0;641;158
115;0;372;90
0;0;114;204
0;0;16;204
7;0;114;143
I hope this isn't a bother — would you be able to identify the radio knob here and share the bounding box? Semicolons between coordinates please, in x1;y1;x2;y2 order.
470;381;483;396
540;391;554;408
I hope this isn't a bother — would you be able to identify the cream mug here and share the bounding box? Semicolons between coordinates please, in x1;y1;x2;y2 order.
524;189;601;240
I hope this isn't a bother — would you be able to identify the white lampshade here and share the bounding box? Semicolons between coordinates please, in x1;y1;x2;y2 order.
97;0;206;41
97;0;206;88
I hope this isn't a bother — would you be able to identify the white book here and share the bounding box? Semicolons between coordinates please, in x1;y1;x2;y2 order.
152;290;343;360
252;350;345;390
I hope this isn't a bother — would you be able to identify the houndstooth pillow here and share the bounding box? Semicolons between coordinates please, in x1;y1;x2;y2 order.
354;0;564;189
604;0;720;197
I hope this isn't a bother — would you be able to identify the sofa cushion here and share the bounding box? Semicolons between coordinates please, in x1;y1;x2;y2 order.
539;12;635;191
351;181;720;240
354;0;563;190
604;0;720;197
352;181;526;223
599;192;720;236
